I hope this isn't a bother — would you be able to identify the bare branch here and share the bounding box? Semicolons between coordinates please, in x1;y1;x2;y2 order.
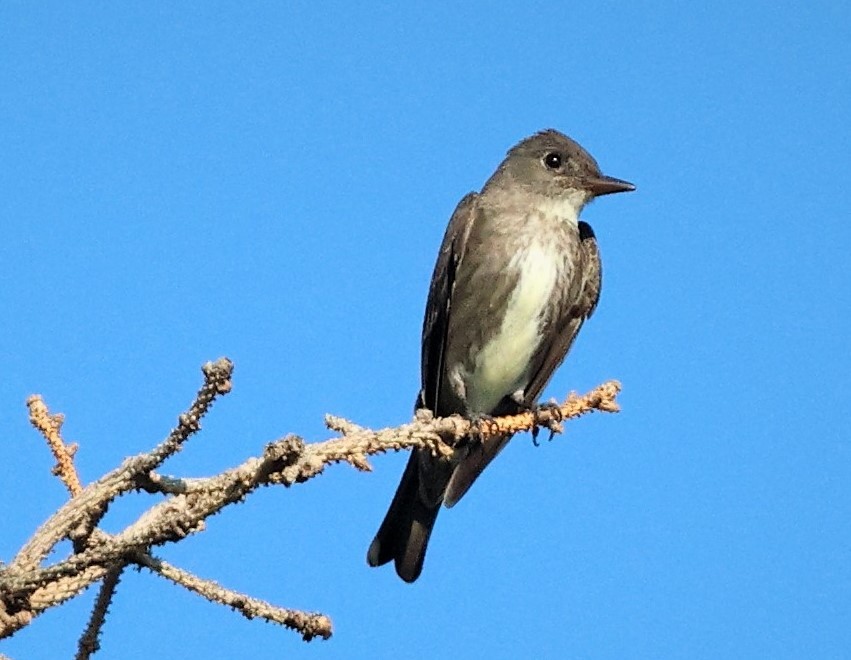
75;564;124;660
0;358;621;649
132;553;333;641
9;358;234;573
27;395;82;497
142;358;234;471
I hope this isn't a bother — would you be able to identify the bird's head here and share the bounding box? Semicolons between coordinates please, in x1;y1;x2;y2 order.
485;129;635;213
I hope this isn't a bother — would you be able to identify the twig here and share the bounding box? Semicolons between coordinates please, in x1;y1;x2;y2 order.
27;396;82;497
75;564;124;660
132;553;333;641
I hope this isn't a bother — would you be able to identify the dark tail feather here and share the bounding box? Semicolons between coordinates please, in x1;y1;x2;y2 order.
367;450;441;583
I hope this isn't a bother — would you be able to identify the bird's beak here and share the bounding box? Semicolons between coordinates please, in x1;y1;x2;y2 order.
585;175;635;197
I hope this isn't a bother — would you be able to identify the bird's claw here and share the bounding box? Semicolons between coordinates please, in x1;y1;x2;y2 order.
532;401;564;444
459;412;498;450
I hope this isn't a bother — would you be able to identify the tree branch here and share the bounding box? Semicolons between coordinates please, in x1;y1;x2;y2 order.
75;564;124;660
0;358;621;650
132;552;332;641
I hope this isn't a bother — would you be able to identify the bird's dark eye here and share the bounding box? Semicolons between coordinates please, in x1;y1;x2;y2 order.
544;152;563;170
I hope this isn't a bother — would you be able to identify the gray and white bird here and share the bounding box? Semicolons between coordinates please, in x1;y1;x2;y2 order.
368;129;634;582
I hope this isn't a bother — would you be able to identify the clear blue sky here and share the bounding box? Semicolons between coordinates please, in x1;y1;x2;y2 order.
2;3;849;658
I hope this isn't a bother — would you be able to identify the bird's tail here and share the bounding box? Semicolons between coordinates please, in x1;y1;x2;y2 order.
367;449;445;583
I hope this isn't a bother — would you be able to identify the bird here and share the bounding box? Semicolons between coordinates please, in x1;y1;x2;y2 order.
367;129;634;582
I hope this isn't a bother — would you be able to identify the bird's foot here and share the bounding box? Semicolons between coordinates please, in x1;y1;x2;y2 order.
531;401;564;445
458;412;499;450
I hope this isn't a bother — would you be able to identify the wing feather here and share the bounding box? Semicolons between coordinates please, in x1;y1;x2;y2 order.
419;192;479;413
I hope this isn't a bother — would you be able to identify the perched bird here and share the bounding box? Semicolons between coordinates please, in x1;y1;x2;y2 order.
367;129;634;582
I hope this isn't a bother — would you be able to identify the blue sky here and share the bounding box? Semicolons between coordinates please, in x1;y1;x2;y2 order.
1;3;849;658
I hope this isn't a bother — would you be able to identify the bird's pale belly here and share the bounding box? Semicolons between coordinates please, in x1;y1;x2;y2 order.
464;242;561;412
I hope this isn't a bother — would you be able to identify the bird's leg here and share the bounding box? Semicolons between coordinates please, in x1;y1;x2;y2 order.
510;391;541;446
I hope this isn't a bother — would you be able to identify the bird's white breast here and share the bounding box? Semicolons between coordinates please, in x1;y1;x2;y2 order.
465;239;561;412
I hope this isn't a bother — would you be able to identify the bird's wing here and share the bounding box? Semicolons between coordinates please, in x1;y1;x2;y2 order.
521;220;602;406
419;192;479;414
444;433;513;507
367;193;480;581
